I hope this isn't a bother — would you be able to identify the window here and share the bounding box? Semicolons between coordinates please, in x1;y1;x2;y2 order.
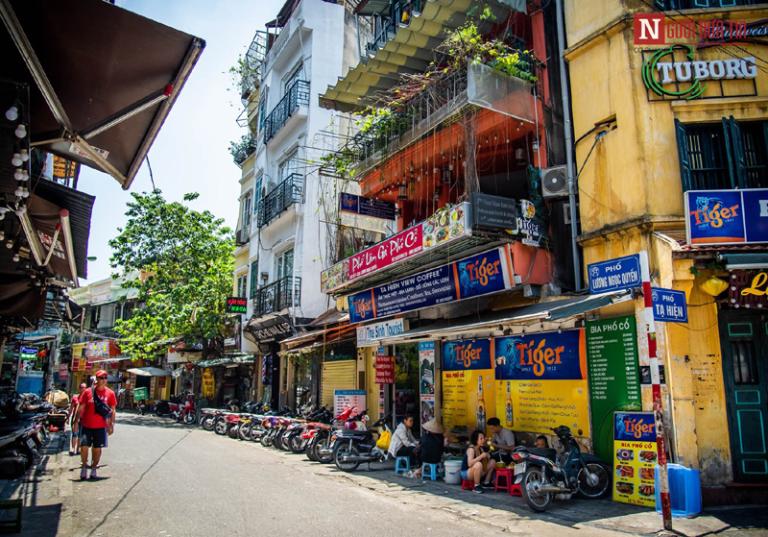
236;274;247;298
283;62;304;94
278;150;299;182
656;0;758;8
254;173;264;211
675;118;768;191
257;88;268;133
249;260;259;298
241;191;252;230
276;249;294;280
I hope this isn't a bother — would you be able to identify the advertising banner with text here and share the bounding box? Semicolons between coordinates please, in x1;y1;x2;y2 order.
493;329;590;436
441;339;496;434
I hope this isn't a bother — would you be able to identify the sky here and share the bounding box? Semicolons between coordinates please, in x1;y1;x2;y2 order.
77;0;284;283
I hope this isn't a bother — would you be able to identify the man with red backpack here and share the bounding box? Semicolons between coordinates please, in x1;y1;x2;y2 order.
78;370;117;480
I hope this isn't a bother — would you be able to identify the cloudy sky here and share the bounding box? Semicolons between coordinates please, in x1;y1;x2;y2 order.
77;0;283;283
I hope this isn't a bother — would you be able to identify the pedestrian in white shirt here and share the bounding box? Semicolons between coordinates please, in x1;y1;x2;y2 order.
388;414;420;470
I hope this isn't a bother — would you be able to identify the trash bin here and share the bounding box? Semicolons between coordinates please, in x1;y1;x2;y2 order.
655;463;702;517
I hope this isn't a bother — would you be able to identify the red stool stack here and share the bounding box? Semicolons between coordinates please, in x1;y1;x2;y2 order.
509;483;522;496
494;468;513;493
461;478;475;491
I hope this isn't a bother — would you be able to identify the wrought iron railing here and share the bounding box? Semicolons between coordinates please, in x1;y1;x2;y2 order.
252;276;301;317
263;80;310;143
256;173;304;228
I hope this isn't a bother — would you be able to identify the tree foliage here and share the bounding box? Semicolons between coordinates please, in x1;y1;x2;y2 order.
109;190;234;361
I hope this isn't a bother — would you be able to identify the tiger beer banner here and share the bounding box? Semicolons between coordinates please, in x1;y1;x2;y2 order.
441;339;495;434
493;329;590;435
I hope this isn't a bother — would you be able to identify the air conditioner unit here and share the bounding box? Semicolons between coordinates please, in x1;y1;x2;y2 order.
541;165;569;199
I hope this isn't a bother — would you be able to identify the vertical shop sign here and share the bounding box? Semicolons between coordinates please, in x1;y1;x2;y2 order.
201;368;215;399
375;347;395;384
494;329;590;435
418;342;436;426
333;389;367;418
612;412;658;507
586;316;642;462
441;339;495;434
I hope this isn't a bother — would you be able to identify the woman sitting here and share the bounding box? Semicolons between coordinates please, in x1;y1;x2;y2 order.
461;429;495;493
420;418;445;465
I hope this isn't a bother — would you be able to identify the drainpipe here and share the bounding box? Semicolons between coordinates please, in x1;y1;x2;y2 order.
555;0;582;290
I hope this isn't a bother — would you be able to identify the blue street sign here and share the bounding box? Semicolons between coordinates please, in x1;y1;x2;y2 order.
651;288;688;323
587;254;642;294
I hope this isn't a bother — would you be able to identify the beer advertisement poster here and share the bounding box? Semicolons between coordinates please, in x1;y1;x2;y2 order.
493;329;590;435
441;339;495;434
612;411;658;507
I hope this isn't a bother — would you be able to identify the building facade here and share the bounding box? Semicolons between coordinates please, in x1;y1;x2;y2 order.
564;0;768;497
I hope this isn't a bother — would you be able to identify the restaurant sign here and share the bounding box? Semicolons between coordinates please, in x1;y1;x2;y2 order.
225;297;248;314
347;245;514;323
685;188;768;245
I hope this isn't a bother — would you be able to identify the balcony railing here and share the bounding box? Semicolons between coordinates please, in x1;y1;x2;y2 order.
256;173;304;228
263;80;310;143
252;276;301;317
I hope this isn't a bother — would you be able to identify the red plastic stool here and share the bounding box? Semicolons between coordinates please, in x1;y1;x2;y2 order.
461;479;475;491
509;483;522;497
494;468;513;493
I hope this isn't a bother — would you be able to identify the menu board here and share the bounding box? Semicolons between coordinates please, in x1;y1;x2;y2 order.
586;316;642;462
612;412;657;508
441;339;495;434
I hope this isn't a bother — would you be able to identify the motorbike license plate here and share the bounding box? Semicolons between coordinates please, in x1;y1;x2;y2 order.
26;437;36;450
513;463;526;476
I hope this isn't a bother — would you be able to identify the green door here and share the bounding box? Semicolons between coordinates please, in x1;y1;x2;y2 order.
720;311;768;482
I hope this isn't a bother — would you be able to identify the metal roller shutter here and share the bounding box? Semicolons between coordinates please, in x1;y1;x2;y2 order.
321;359;356;408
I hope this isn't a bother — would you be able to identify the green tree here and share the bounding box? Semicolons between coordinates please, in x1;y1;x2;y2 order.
109;190;234;361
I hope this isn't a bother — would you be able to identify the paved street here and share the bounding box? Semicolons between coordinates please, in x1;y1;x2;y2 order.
6;413;768;537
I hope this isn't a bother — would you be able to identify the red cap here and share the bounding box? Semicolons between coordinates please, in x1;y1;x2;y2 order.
95;370;108;379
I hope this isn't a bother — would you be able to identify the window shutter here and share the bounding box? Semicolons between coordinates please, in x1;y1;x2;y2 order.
723;115;747;188
675;119;693;191
249;261;259;298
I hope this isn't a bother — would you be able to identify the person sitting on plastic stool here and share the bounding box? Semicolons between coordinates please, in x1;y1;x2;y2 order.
461;430;495;493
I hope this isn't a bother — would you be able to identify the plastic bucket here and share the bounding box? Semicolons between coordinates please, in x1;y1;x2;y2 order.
444;459;462;485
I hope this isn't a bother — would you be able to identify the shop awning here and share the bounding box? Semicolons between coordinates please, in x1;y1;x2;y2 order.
0;0;205;189
126;367;171;377
373;290;634;344
91;356;130;364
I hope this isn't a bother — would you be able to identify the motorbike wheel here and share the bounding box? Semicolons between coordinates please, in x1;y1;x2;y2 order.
238;422;253;441
228;424;241;439
305;442;317;461
213;418;228;436
289;434;304;454
201;415;215;431
577;463;611;499
315;438;334;464
183;412;197;425
522;467;553;512
249;426;263;442
334;444;360;472
261;431;274;448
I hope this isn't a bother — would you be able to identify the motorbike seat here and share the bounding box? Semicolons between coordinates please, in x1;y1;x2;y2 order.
529;447;557;461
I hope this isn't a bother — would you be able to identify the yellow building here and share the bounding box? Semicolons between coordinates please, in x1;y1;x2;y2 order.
565;0;768;496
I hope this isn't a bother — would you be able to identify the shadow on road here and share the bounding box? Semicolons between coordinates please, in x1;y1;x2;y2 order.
115;412;192;430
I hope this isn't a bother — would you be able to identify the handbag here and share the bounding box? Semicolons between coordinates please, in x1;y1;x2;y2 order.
92;387;113;420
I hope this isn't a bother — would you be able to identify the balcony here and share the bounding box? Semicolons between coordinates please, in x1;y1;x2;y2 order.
256;173;304;228
252;276;301;317
263;80;310;143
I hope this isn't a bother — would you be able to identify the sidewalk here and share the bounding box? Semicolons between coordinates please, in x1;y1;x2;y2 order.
282;451;768;537
0;432;73;537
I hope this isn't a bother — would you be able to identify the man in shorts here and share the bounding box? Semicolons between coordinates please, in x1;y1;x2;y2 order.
68;382;87;455
78;370;116;480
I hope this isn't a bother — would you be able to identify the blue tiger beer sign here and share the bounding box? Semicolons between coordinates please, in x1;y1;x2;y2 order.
493;329;586;380
685;188;768;246
442;339;493;371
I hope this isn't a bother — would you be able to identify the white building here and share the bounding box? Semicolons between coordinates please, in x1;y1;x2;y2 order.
233;0;357;408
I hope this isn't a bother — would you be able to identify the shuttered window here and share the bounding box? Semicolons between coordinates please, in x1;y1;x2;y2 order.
675;118;768;191
249;260;259;298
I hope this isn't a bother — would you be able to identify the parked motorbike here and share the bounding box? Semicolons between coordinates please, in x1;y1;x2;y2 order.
333;415;392;472
314;407;368;464
171;394;196;425
512;425;611;512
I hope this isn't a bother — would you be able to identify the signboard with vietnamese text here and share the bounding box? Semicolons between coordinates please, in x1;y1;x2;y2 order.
441;339;495;434
685;189;768;246
348;246;513;323
471;192;518;231
587;254;642;294
493;329;590;435
651;288;688;323
374;351;395;384
586;316;642;463
340;192;396;220
333;389;367;418
418;342;436;427
612;411;657;507
349;226;423;280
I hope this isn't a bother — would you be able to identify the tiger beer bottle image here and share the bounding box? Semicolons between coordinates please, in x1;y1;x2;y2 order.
505;380;513;426
476;375;486;433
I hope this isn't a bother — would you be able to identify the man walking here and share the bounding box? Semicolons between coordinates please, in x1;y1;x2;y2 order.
78;370;116;480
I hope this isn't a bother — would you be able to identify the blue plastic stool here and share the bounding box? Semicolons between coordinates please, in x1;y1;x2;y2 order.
654;463;702;517
394;456;411;475
421;462;439;481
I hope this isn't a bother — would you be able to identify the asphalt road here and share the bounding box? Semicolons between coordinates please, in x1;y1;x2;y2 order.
63;414;520;537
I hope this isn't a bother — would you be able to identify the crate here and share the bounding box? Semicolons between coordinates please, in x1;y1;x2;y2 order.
655;463;702;517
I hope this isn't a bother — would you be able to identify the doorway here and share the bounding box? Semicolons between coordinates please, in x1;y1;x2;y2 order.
720;310;768;482
394;344;419;430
